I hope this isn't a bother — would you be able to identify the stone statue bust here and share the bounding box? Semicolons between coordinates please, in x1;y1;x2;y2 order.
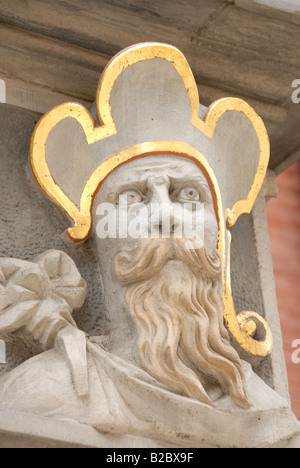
0;43;299;448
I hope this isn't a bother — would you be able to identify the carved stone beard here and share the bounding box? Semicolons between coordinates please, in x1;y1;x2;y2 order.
114;238;249;408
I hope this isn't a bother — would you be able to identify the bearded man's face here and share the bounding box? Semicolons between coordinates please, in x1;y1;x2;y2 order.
94;155;249;408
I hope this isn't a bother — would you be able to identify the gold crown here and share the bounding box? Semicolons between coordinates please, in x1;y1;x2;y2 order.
30;42;272;361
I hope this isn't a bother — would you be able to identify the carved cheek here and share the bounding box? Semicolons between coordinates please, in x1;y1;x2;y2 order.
203;207;219;251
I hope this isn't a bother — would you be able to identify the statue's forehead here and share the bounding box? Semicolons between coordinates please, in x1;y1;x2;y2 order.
102;155;208;187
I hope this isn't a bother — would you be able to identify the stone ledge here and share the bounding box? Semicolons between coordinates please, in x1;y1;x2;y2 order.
235;0;300;23
0;408;299;448
250;0;299;14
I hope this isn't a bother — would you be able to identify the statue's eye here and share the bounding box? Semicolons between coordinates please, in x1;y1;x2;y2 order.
118;189;143;205
177;187;200;202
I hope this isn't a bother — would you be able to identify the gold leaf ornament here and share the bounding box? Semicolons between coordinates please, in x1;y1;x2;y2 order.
30;42;272;360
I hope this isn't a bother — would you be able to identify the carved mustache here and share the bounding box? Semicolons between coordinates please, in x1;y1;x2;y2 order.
114;237;222;284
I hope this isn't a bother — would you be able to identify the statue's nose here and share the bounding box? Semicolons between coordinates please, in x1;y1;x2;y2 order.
147;175;170;204
147;177;180;236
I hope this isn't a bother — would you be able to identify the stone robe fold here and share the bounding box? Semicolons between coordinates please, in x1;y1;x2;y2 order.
0;337;299;448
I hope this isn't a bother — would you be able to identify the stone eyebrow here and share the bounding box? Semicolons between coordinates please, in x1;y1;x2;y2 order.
169;174;209;189
104;165;211;199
